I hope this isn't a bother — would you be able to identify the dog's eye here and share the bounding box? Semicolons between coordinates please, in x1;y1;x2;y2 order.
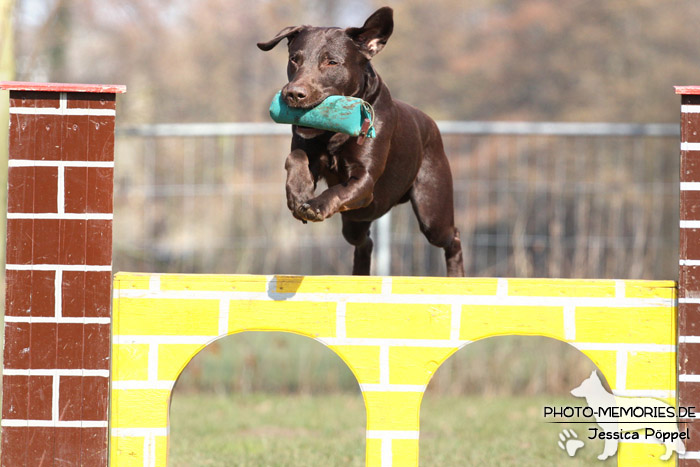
289;56;300;65
326;59;339;66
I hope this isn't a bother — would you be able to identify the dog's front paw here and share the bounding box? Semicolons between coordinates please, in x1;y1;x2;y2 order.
296;202;326;222
291;210;308;224
287;199;308;224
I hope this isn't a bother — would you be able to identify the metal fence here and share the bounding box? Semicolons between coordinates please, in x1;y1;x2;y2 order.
113;121;680;280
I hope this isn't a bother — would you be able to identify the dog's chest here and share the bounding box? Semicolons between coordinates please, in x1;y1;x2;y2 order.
318;153;345;186
316;134;354;185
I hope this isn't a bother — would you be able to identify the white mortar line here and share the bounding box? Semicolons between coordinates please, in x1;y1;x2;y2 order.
682;142;700;151
681;105;700;113
8;160;114;168
360;384;426;392
3;369;109;377
113;288;675;308
614;280;626;298
57;165;65;214
113;335;215;345
52;374;60;424
680;220;700;228
4;316;110;324
563;305;576;341
381;277;393;295
111;380;175;391
5;264;112;272
680;182;700;191
9;107;115;116
6;213;113;220
145;433;157;467
572;342;675;352
54;268;63;318
149;275;161;293
381;439;392;467
496;278;508;297
111;427;168;437
366;430;420;440
1;419;107;428
112;333;674;353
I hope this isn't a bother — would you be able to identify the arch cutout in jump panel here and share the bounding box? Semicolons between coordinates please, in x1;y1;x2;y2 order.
419;336;617;466
111;274;676;467
168;331;366;466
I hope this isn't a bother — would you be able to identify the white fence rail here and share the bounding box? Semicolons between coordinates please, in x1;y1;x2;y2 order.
118;121;679;137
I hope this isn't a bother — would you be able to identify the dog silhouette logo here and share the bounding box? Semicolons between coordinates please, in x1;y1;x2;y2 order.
570;370;685;461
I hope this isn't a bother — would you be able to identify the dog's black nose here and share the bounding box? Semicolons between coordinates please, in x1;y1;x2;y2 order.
284;85;308;106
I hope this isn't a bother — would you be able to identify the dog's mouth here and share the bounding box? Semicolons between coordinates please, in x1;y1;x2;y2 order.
294;125;326;139
285;98;326;110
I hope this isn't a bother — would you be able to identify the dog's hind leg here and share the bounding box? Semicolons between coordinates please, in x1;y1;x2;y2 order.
661;442;673;461
661;438;683;461
598;438;618;460
409;140;465;277
342;218;373;275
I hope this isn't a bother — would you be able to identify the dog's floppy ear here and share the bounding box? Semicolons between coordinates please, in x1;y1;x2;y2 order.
257;26;305;51
346;7;394;59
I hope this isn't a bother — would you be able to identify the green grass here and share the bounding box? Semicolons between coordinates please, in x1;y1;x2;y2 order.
418;394;614;466
168;393;615;466
169;393;366;466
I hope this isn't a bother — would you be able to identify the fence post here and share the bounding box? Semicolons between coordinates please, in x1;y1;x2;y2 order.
374;211;392;276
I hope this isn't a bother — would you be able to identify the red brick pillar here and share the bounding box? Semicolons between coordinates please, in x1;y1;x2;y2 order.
678;85;700;465
0;82;125;466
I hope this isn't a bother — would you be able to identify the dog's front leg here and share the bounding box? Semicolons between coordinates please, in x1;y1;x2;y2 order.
285;149;316;223
296;169;374;222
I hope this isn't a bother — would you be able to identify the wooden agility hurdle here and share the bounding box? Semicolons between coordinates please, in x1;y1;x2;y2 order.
0;81;698;466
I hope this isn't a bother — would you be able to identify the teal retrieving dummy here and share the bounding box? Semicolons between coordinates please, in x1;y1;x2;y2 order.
268;91;376;139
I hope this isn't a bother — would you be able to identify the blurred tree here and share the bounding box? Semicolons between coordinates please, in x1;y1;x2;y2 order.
46;0;69;81
9;0;700;123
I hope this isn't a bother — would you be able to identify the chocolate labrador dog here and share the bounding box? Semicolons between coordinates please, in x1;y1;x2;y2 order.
258;6;464;277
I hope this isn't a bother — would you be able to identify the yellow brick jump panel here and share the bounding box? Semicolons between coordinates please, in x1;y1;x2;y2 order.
111;274;677;467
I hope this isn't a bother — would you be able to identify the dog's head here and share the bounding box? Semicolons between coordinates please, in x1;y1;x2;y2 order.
257;7;393;109
570;370;603;397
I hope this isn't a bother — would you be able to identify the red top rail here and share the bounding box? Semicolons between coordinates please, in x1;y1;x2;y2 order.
0;81;126;94
676;86;700;95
